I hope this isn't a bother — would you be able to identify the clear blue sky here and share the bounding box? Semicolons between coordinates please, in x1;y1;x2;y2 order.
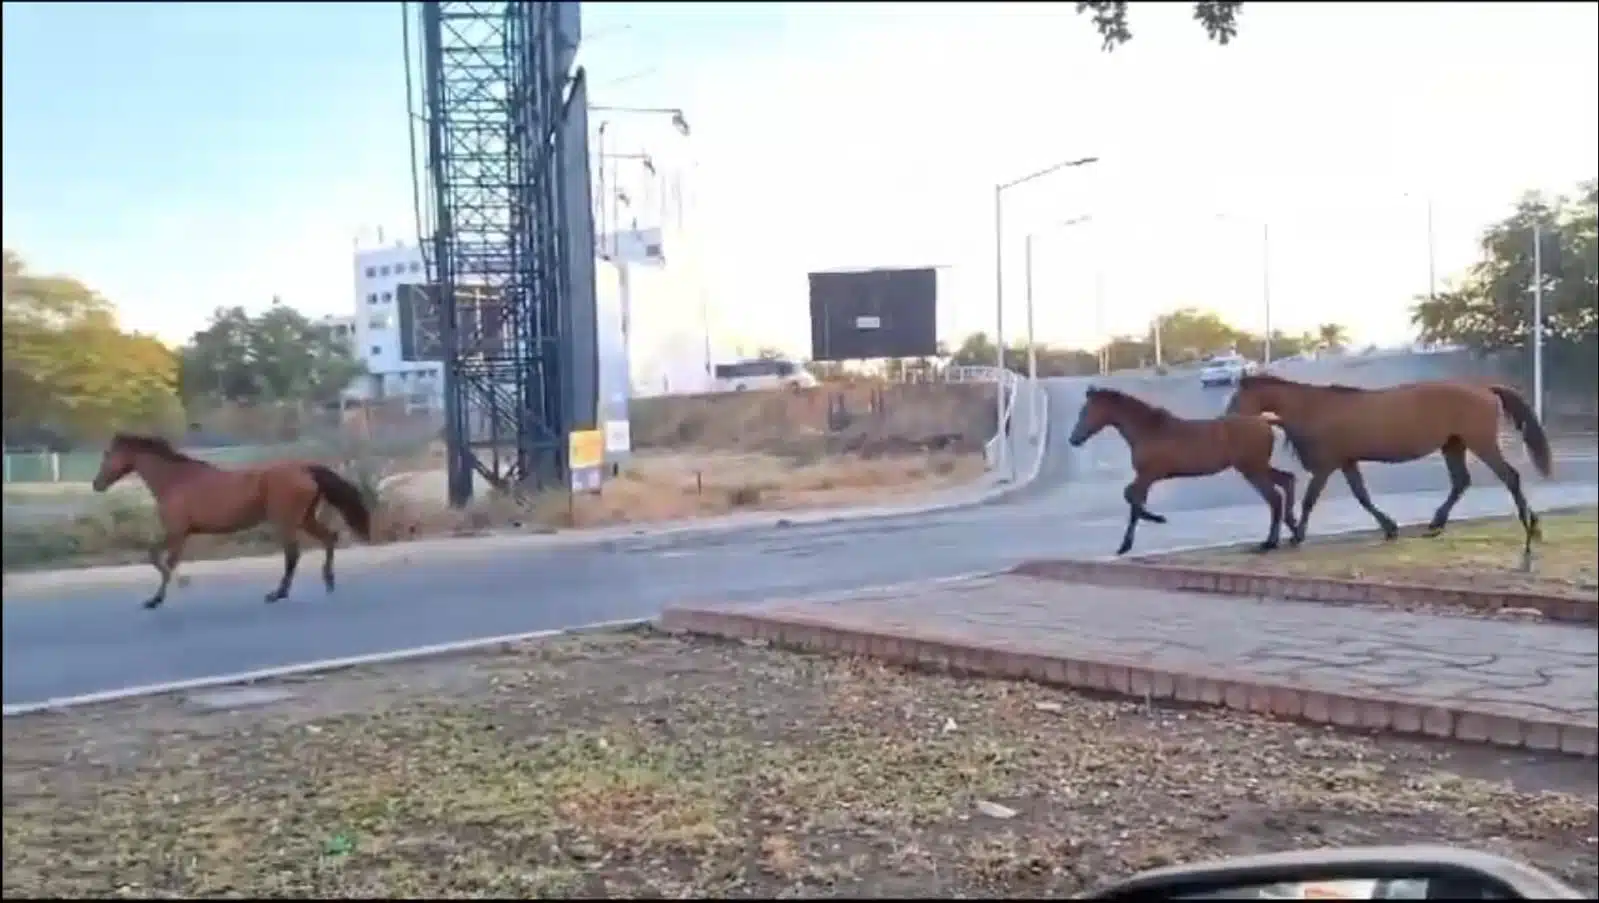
5;2;1596;356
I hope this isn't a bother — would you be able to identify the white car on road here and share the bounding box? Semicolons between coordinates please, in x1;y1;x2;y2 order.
1199;352;1260;388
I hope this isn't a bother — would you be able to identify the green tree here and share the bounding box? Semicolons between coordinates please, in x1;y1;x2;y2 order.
1411;180;1597;359
1150;307;1239;362
1077;1;1243;51
2;249;184;443
1316;322;1351;352
180;298;365;408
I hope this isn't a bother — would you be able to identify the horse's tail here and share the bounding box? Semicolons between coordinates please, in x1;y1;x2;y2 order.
1489;385;1553;478
1262;412;1317;470
308;465;373;541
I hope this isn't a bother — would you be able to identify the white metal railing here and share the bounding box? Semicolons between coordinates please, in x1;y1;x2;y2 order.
939;365;1030;476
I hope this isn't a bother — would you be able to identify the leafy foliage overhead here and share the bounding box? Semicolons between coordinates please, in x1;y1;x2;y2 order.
1076;1;1243;51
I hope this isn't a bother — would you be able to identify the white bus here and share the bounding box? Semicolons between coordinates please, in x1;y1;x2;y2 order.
711;358;818;393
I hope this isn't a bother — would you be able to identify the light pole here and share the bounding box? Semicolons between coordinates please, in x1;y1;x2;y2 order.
1024;214;1094;381
1402;191;1438;303
1214;212;1274;364
994;154;1100;476
1532;220;1546;423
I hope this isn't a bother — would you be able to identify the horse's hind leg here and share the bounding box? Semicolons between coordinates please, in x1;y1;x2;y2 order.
1291;469;1334;546
1426;437;1471;536
1238;467;1286;552
265;535;301;603
1340;463;1399;540
1269;467;1298;534
301;513;340;593
143;532;189;610
1472;445;1540;567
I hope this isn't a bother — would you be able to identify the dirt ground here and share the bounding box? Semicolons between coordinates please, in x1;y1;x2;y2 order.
5;630;1595;899
1153;508;1599;602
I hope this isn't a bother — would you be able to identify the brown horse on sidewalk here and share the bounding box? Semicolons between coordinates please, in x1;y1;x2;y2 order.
91;434;373;609
1067;387;1313;556
1225;374;1551;561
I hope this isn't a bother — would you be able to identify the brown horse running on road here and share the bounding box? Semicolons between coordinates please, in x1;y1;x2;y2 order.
1225;374;1551;561
91;434;373;609
1067;387;1314;556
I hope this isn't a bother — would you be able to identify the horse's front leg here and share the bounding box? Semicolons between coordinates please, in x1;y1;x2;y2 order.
144;531;189;610
1117;475;1162;556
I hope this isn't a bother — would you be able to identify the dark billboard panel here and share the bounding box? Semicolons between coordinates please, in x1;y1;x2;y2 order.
397;283;508;362
808;266;938;362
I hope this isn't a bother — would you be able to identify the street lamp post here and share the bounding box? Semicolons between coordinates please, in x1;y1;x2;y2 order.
1214;212;1274;364
1024;214;1094;382
993;155;1100;477
1532;220;1546;423
1403;191;1438;303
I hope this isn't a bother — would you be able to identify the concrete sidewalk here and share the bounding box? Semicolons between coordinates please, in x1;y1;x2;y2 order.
662;573;1598;757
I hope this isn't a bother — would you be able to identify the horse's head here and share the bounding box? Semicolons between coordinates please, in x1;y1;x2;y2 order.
93;433;179;491
92;435;138;492
1227;374;1302;418
1069;387;1115;447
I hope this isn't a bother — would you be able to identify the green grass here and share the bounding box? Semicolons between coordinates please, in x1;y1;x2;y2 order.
1159;508;1599;600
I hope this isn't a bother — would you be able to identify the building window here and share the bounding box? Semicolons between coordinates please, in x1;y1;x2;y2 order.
381;291;393;302
379;265;391;276
365;267;376;278
367;292;378;304
370;345;382;357
409;261;422;273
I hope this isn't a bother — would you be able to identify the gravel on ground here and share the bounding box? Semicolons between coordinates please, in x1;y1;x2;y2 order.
4;630;1595;898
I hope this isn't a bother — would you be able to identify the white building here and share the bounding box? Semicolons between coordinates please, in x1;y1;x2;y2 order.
351;243;443;408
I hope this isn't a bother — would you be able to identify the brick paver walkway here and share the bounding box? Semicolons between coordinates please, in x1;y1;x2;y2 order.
662;575;1599;757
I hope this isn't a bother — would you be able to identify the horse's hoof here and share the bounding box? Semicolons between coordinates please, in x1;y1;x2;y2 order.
264;591;285;604
1288;534;1306;548
1423;525;1445;538
1147;514;1168;525
1254;540;1279;553
1115;542;1133;556
142;597;164;610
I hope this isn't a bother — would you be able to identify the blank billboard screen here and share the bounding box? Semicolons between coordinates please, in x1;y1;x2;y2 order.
808;267;938;362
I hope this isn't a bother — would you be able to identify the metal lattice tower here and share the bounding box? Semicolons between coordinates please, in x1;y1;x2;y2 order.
416;1;579;505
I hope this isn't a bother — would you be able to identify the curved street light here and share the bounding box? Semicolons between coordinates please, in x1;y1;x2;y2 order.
1212;211;1274;365
592;105;691;137
993;155;1101;477
1024;214;1095;381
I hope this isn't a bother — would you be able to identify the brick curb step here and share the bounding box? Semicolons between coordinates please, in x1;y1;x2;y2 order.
658;605;1599;759
1010;559;1598;626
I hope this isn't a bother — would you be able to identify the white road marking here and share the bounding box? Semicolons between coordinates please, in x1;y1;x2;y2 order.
2;617;651;718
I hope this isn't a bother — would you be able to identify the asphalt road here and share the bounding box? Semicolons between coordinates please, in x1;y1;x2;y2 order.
5;361;1595;708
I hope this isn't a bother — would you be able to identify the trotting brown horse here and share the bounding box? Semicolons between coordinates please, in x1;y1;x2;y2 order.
1225;374;1551;561
91;434;374;609
1067;387;1314;556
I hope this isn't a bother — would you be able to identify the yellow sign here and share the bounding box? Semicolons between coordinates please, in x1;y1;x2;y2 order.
568;429;604;471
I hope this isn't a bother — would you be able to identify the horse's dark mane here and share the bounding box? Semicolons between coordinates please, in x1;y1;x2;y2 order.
1087;386;1179;428
112;433;201;463
1239;373;1366;395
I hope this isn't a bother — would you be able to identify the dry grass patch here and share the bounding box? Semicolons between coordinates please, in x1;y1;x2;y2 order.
1154;507;1599;601
3;451;984;573
4;631;1594;898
